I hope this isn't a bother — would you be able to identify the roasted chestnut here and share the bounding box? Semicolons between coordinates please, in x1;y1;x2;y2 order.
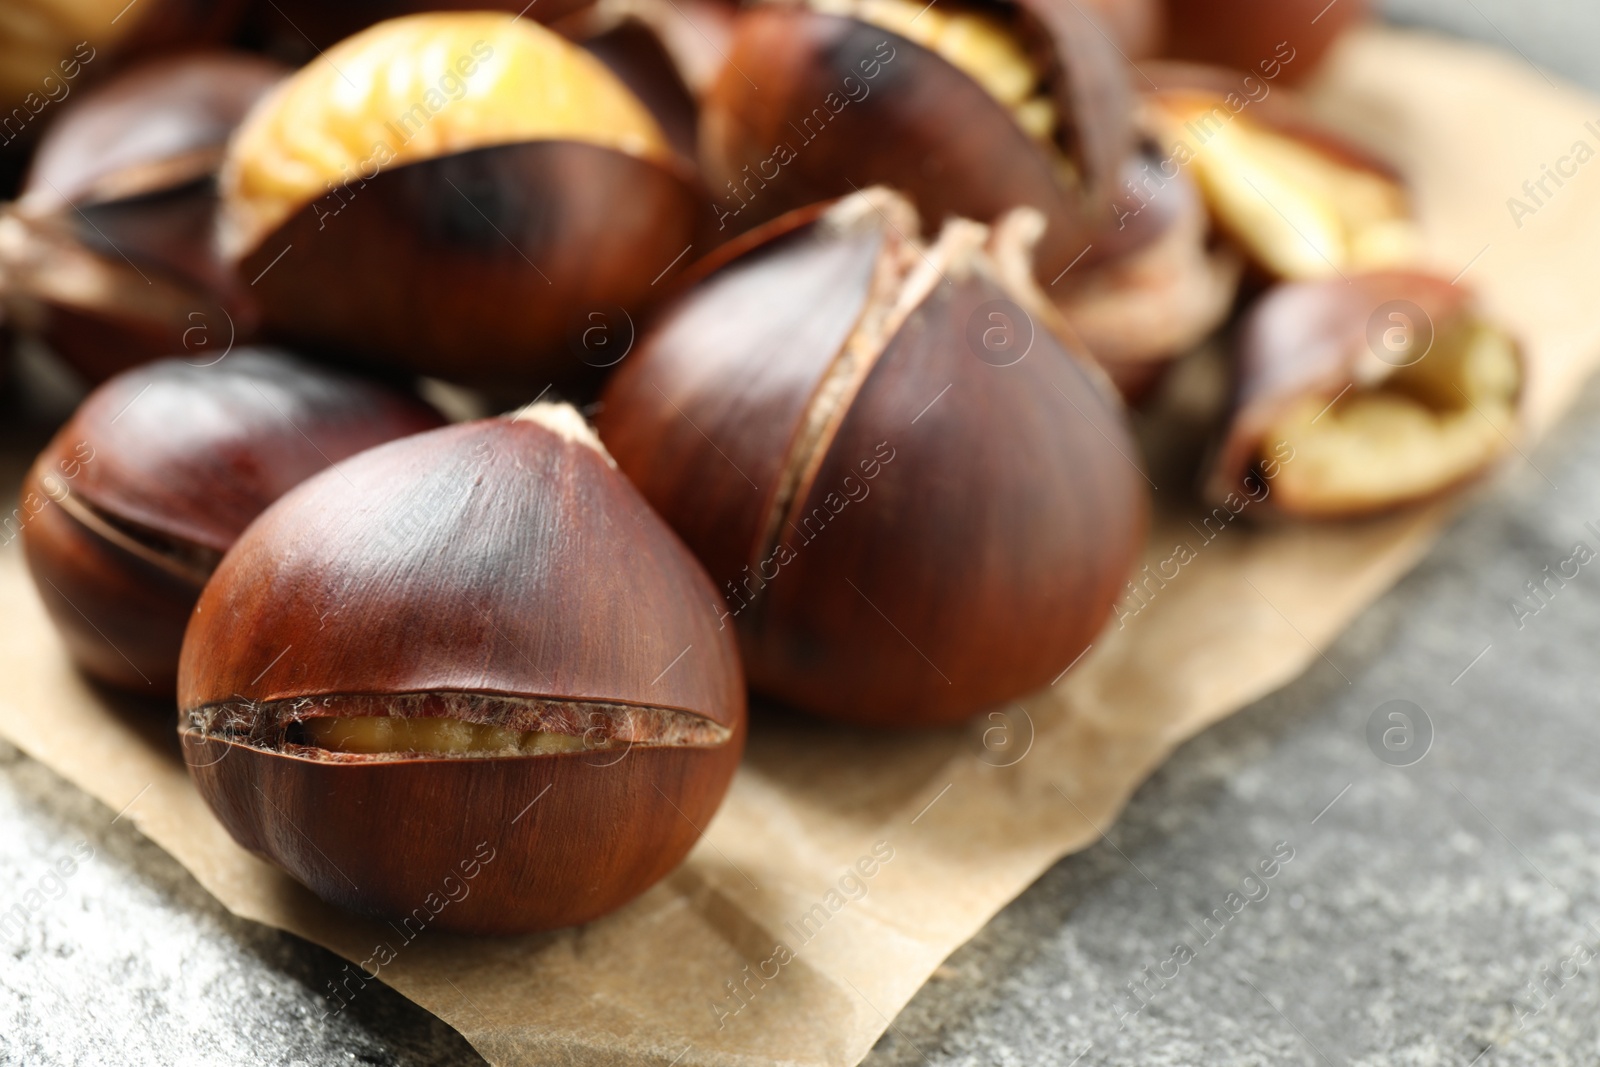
1146;83;1421;282
219;13;703;390
177;404;746;934
699;0;1134;283
20;349;443;693
1080;0;1163;59
0;52;286;382
1160;0;1367;85
596;189;1148;727
0;0;245;121
240;0;596;61
1051;137;1242;399
1207;271;1523;518
558;0;738;161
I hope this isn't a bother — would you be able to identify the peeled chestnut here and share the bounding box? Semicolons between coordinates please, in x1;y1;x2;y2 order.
596;189;1147;727
1146;81;1421;282
0;52;286;382
1207;271;1523;518
20;349;443;693
219;13;703;389
1161;0;1367;85
699;0;1134;283
177;404;746;934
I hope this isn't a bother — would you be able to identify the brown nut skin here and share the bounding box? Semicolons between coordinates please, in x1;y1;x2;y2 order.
699;0;1134;283
224;16;703;391
596;190;1148;728
241;0;597;59
176;409;746;934
1160;0;1367;85
0;53;287;383
1207;271;1524;518
19;349;444;694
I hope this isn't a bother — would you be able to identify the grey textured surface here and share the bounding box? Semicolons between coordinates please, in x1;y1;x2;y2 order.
4;3;1599;1065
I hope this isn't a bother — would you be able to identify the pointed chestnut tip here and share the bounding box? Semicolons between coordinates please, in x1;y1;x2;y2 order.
817;185;921;242
507;401;616;467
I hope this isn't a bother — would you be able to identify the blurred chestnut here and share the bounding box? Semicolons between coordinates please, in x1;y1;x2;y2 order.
0;52;287;383
20;349;443;693
177;404;745;934
558;0;738;162
699;0;1134;284
596;189;1148;728
1052;138;1242;401
1146;79;1421;282
1207;271;1523;518
219;13;702;390
0;0;245;124
1079;0;1163;59
1160;0;1367;85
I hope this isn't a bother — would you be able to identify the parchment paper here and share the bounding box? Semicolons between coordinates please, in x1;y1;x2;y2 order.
3;26;1600;1067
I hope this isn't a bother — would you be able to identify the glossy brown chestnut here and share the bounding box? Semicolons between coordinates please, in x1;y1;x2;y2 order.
1145;79;1421;283
19;349;443;693
177;405;746;934
1207;271;1523;518
220;14;703;390
240;0;596;60
596;189;1148;727
699;0;1134;283
0;52;287;383
1160;0;1367;85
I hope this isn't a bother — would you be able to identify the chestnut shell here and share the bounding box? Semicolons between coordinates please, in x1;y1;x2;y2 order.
177;414;746;933
235;141;702;389
598;195;1148;726
20;350;443;693
700;0;1133;280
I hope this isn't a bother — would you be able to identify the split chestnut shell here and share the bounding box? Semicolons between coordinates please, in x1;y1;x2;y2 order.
177;406;746;933
20;349;443;693
597;190;1148;727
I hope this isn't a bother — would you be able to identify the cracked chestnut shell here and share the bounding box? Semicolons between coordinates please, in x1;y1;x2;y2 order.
699;0;1134;283
177;405;746;934
0;52;287;382
1160;0;1367;86
1207;271;1524;518
220;14;702;390
20;349;443;694
596;189;1147;727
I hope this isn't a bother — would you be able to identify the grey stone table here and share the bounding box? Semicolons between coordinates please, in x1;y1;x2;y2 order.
4;3;1600;1064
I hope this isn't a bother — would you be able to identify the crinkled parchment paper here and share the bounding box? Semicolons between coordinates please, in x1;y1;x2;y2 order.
2;26;1599;1067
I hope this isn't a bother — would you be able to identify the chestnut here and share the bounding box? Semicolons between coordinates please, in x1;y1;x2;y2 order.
1160;0;1367;86
1207;271;1524;518
177;404;746;934
0;52;287;382
0;0;246;120
239;0;595;61
698;0;1134;283
19;349;443;693
1080;0;1163;60
1051;137;1242;400
596;189;1148;728
1146;81;1422;283
219;13;703;390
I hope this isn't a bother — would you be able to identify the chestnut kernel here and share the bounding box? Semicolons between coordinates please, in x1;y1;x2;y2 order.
699;0;1134;282
220;13;703;389
177;404;746;934
20;349;444;693
0;52;287;382
597;189;1148;727
1148;84;1422;282
1208;271;1524;518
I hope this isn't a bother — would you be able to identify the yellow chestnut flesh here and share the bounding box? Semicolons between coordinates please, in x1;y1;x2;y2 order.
1155;94;1421;280
222;12;673;257
1263;321;1520;514
809;0;1058;142
0;0;126;108
303;716;595;756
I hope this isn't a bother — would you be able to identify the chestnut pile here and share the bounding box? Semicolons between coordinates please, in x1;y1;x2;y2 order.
2;0;1522;933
